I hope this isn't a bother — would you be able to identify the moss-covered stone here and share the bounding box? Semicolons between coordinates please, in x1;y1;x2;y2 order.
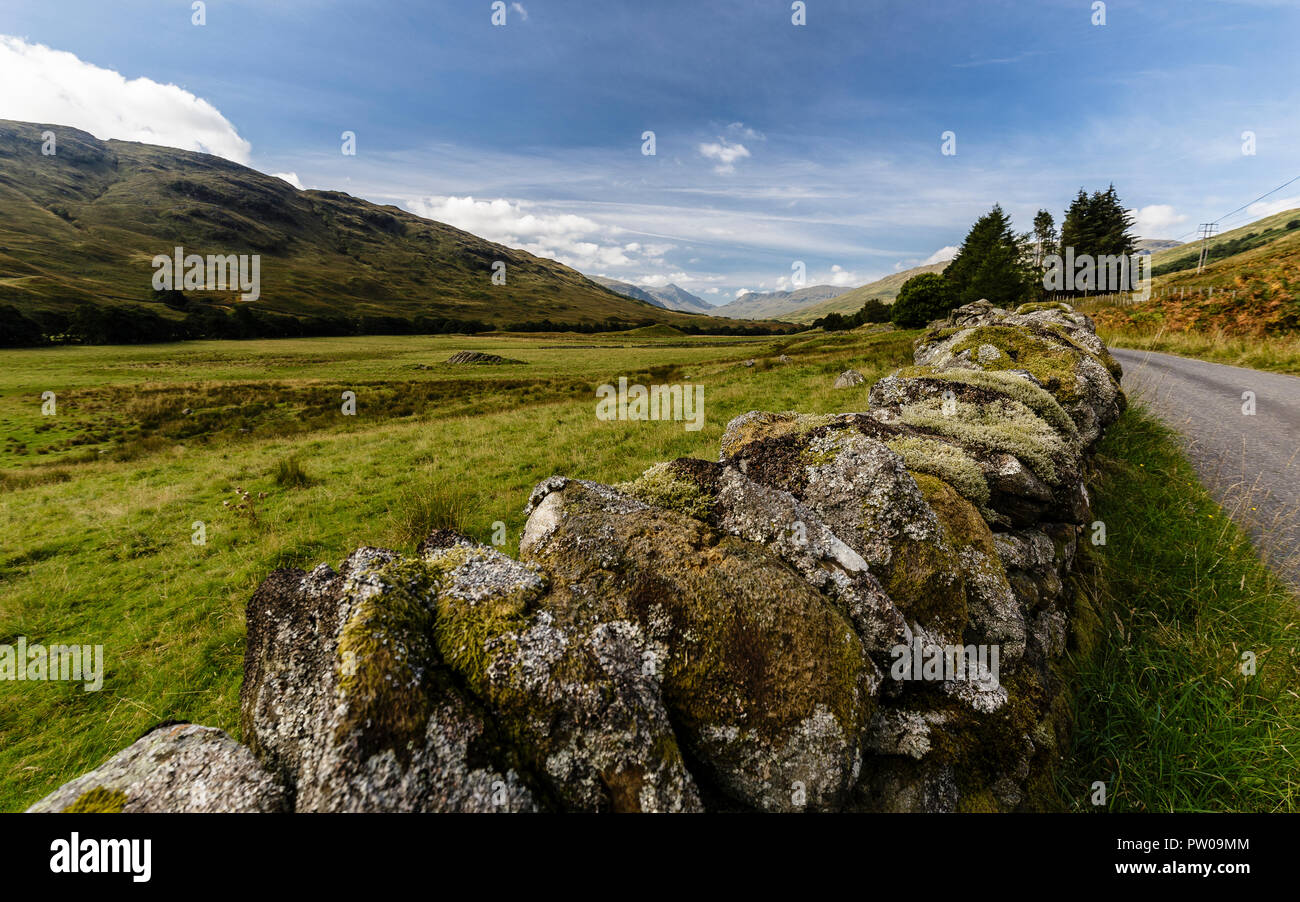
335;556;442;761
62;786;127;813
888;366;1080;441
718;410;837;461
1014;301;1073;316
618;459;717;521
888;436;992;509
948;325;1092;404
521;477;875;811
895;394;1072;487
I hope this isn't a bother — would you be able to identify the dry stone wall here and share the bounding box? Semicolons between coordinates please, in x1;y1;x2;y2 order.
30;300;1124;813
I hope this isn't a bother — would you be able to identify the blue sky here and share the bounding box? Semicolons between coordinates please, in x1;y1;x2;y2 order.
2;0;1298;304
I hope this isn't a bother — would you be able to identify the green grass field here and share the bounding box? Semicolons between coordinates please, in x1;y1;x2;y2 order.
2;327;1296;812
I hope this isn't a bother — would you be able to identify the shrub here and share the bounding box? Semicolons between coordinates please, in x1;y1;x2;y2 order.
891;273;955;328
273;456;315;488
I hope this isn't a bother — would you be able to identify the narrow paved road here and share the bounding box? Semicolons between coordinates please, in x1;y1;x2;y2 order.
1111;347;1300;589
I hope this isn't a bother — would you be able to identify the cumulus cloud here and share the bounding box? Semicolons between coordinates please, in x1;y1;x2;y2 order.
698;138;751;174
826;264;858;286
272;172;304;190
1246;194;1300;219
893;245;958;272
1129;204;1187;237
0;35;251;163
407;195;645;270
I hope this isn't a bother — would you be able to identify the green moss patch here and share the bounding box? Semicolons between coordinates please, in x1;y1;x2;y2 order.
335;557;442;761
889;437;991;509
63;786;127;813
618;461;716;521
895;395;1069;486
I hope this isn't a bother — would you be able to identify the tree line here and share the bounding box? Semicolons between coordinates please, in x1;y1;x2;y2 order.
1;300;799;347
815;184;1138;330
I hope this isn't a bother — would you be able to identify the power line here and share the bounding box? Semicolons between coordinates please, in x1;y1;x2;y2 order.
1169;173;1300;242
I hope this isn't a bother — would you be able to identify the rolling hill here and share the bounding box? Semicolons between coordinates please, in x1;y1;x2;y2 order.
713;284;852;320
784;262;950;322
1146;208;1300;276
0;119;749;331
1092;208;1300;336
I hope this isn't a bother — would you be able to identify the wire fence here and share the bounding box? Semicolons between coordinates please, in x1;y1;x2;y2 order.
1062;286;1241;311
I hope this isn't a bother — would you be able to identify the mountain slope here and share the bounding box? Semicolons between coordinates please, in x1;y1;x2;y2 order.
1147;209;1300;277
1092;208;1300;336
591;277;714;313
589;276;662;307
714;284;851;320
787;262;950;322
0;119;737;329
647;283;714;313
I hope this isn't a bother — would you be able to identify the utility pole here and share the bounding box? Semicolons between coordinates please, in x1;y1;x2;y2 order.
1196;223;1219;274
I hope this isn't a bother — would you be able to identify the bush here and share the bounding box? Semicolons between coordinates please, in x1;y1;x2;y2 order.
859;299;891;323
891;273;955;328
273;456;316;488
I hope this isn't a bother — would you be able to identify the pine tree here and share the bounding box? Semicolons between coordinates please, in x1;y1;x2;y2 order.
1032;209;1057;269
943;204;1035;308
1057;185;1136;294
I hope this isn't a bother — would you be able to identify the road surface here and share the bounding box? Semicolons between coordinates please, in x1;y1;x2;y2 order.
1111;347;1300;589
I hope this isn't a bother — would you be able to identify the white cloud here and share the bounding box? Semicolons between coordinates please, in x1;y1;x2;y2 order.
1129;204;1188;237
725;122;765;142
698;138;751;174
407;195;641;270
826;264;858;287
1245;194;1300;219
921;245;959;265
272;172;304;190
0;35;251;163
511;3;529;21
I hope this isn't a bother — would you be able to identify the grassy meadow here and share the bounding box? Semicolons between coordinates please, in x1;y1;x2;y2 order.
2;325;1296;812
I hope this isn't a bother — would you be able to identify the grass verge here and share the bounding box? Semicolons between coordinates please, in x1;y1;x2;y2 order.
1096;323;1300;375
1062;403;1300;811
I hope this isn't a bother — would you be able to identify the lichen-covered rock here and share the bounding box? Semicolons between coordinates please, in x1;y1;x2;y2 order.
912;473;1025;668
421;532;701;812
241;548;538;812
620;457;909;662
833;369;865;388
521;476;875;811
27;724;288;813
913;302;1124;448
718;413;968;643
